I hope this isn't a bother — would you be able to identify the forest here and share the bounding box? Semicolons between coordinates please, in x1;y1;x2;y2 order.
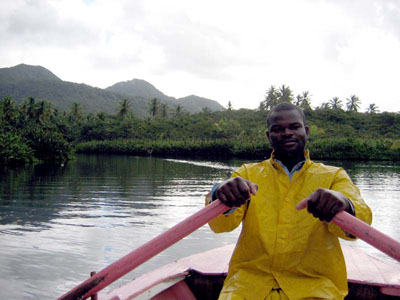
1;84;400;167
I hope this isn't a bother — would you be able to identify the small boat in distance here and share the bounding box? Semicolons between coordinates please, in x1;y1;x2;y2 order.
98;243;400;300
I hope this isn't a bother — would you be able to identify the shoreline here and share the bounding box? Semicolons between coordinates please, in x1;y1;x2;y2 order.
75;138;400;162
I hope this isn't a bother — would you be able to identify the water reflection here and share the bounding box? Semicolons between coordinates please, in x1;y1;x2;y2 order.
0;155;399;300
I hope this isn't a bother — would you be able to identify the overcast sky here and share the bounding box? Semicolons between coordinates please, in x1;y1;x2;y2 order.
1;0;400;112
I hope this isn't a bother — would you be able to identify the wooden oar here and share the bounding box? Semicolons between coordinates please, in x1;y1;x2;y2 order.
57;199;230;300
58;199;400;300
332;210;400;262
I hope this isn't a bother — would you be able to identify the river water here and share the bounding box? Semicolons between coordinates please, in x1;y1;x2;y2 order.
0;155;399;299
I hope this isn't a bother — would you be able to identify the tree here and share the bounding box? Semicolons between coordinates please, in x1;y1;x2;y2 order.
263;85;279;110
329;97;343;110
26;97;36;120
294;95;302;106
346;95;361;112
0;96;17;125
318;102;330;110
36;100;53;122
117;99;131;119
227;101;233;111
258;100;267;111
97;111;106;121
160;103;168;119
277;84;294;103
299;91;312;112
201;107;211;114
70;102;83;121
367;103;379;114
148;98;159;118
175;104;183;118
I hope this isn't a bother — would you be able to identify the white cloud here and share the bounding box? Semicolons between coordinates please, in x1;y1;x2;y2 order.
1;0;400;112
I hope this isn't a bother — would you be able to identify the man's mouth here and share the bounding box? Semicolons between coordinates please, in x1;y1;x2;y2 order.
282;140;297;146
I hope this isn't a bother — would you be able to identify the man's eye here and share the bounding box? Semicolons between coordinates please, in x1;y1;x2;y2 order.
271;127;282;132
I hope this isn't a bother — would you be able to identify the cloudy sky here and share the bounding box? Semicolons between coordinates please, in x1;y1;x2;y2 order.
1;0;400;112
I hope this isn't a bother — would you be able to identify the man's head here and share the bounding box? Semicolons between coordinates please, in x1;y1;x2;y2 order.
266;102;309;160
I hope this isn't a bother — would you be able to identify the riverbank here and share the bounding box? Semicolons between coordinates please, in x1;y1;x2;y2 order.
76;138;400;161
2;96;400;166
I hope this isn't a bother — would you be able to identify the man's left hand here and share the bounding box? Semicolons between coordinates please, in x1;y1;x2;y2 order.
296;188;352;222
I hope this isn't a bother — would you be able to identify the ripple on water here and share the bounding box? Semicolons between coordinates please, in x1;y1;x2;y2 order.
1;156;399;300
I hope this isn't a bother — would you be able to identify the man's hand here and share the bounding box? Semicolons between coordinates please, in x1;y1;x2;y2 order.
216;177;258;207
296;188;352;222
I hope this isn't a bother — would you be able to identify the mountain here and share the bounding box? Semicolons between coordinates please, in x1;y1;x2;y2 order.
106;79;225;113
0;64;61;83
0;64;150;116
172;95;225;113
106;79;171;102
0;64;225;116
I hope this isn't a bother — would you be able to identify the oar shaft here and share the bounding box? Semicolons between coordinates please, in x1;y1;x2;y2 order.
57;200;229;300
332;211;400;262
58;200;400;300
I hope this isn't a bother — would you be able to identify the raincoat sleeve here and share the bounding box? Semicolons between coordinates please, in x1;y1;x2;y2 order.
327;168;373;240
206;166;249;233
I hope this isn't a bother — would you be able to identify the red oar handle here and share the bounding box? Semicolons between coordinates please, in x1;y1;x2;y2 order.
57;199;230;300
332;211;400;262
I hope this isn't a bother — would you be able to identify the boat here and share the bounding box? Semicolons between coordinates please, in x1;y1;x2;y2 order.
98;243;400;300
57;201;400;300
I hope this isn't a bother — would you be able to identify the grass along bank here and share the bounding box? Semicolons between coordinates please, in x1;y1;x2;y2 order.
76;138;400;161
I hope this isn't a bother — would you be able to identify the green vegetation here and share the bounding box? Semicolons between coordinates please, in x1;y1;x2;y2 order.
1;84;400;167
0;96;74;167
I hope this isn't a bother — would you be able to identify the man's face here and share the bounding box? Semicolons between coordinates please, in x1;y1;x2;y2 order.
266;109;309;157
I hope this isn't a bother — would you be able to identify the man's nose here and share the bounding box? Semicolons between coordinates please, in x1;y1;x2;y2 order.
282;128;293;136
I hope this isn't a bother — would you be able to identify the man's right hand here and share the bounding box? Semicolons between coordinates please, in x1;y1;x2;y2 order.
215;177;258;207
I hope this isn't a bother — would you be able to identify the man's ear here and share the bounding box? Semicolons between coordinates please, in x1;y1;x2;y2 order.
305;125;310;138
265;129;270;139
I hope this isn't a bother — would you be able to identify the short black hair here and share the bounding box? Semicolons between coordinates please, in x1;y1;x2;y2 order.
267;102;306;127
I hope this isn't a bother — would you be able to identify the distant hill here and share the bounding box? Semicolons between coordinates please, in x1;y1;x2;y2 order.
106;79;171;102
0;64;225;116
0;64;61;83
0;79;149;116
0;64;149;116
172;95;225;113
106;79;225;113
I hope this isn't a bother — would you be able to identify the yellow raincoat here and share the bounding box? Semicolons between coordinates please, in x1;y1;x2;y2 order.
207;151;372;300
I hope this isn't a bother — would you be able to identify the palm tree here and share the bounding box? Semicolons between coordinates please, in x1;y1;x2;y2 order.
258;100;267;111
97;112;106;121
278;84;294;103
25;97;36;120
117;99;131;119
160;103;168;119
294;94;302;106
329;97;343;110
318;102;330;110
227;101;233;111
346;95;361;112
175;104;183;118
202;107;211;114
0;96;16;124
36;100;53;121
70;102;83;121
264;85;279;110
148;98;159;118
299;91;312;112
367;103;379;114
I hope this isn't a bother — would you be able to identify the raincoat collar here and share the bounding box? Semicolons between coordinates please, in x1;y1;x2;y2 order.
270;150;311;175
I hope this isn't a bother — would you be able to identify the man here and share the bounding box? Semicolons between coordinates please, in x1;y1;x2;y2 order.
206;102;372;300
